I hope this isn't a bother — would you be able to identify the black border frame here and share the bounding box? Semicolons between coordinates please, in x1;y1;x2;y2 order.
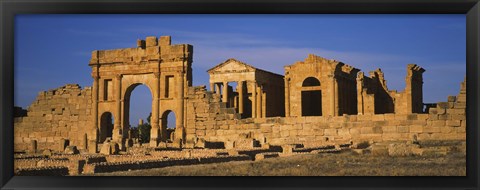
1;0;479;189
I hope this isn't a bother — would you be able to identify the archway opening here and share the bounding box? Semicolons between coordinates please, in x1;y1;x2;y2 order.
99;112;114;143
162;110;176;142
303;77;321;86
301;77;322;116
124;84;152;143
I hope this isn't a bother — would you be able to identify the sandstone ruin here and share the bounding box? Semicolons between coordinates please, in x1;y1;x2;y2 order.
13;36;466;175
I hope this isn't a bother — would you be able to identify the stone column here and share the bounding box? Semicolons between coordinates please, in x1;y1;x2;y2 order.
238;81;244;114
215;83;221;95
262;91;266;118
210;83;215;93
284;78;290;117
256;84;262;118
252;82;257;118
92;75;99;141
222;81;228;103
175;71;185;141
233;95;238;110
357;73;364;115
150;73;160;147
335;80;345;115
330;76;336;116
113;74;122;141
334;77;339;116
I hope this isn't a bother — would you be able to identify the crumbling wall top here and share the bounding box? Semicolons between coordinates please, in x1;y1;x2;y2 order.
88;36;192;65
286;54;359;74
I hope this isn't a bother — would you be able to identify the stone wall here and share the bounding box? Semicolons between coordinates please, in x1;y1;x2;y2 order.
14;84;92;152
184;86;240;143
186;78;466;147
356;69;395;114
391;64;426;114
357;64;425;115
13;78;466;153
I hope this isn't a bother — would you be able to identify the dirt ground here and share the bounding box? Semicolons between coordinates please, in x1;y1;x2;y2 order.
93;150;466;176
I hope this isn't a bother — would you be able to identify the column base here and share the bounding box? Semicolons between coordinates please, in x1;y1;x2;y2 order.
149;138;159;148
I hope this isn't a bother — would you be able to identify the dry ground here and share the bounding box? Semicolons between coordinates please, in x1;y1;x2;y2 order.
93;150;465;176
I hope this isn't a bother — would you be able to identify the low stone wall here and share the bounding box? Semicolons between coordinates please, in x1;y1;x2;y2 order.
196;111;465;146
149;149;220;159
15;158;69;168
14;157;89;176
83;155;250;174
15;166;69;176
14;84;92;152
47;154;107;165
186;79;466;147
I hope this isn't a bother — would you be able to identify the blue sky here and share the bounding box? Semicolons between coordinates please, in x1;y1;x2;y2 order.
14;14;466;126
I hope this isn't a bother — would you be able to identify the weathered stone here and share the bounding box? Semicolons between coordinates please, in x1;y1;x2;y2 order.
387;143;420;157
195;138;206;148
57;138;69;152
99;140;117;155
370;144;388;156
351;149;366;155
88;140;97;154
28;140;37;154
224;141;235;149
228;150;239;156
64;146;79;155
281;144;294;154
42;149;52;157
172;139;182;149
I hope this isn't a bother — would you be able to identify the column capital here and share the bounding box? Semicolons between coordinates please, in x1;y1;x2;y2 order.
115;74;123;80
153;72;160;79
92;75;99;80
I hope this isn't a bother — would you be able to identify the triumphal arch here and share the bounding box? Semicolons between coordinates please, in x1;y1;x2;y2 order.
88;36;193;147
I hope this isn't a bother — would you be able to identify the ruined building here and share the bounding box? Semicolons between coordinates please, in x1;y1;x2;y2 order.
356;64;425;115
88;36;192;151
13;36;466;153
208;58;285;118
285;54;360;117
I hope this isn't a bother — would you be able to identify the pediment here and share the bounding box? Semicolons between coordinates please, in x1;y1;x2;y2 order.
208;58;256;73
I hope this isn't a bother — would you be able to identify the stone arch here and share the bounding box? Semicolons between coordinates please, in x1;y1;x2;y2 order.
123;83;153;130
89;36;192;150
301;77;322;116
302;77;321;87
160;110;176;142
99;112;114;143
